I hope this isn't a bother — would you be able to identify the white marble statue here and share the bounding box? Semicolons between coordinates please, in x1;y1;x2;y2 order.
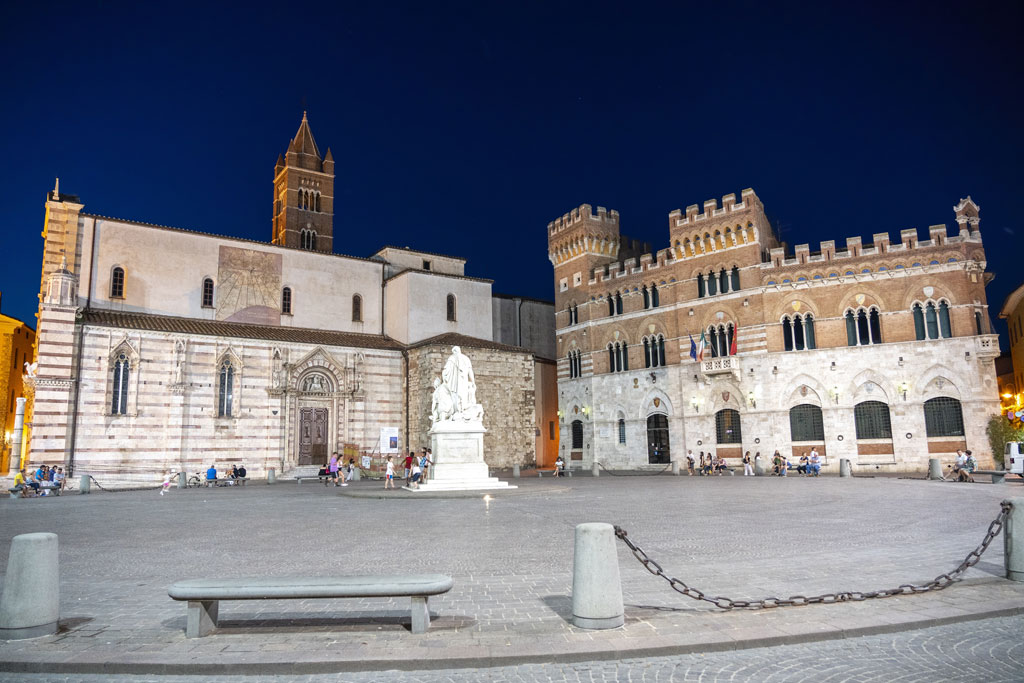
431;346;483;425
23;361;38;378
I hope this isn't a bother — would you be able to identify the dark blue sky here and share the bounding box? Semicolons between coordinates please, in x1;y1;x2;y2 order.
2;2;1020;345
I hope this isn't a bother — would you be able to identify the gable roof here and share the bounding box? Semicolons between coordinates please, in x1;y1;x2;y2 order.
287;111;321;159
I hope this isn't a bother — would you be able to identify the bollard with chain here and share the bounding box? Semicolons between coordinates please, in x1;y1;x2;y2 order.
1004;498;1024;582
614;501;1009;610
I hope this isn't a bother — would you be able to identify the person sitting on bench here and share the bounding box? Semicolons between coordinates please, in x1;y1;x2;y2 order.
553;456;565;477
206;464;218;487
958;450;977;482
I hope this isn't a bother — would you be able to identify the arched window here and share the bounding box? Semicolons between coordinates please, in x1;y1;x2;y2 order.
925;302;939;339
620;342;628;371
731;266;740;291
651;285;659;308
110;266;125;299
315;192;321;212
111;353;130;415
789;404;824;442
913;303;925;340
615;292;623;315
707;323;734;357
202;278;214;308
352;294;363;322
658;335;666;366
854;401;891;439
642;286;650;309
924;397;964;437
571;419;584;449
608;295;615;317
608;344;616;372
568;350;582;379
282;287;292;315
847;307;881;345
697;273;706;298
707;271;718;296
446;294;457;321
217;360;234;417
938;301;951;338
783;315;794;351
719;268;728;293
618;418;626;444
803;314;816;349
643;337;651;368
715;409;742;444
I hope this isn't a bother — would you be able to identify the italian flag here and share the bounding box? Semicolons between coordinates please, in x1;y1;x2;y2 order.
730;325;738;356
696;331;706;361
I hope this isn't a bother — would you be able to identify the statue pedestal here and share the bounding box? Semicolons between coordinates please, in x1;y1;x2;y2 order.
415;420;516;492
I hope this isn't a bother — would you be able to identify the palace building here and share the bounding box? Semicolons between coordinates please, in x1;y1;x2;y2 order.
549;190;1001;472
24;114;552;484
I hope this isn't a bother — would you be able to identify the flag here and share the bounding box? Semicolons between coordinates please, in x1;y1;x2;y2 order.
688;334;697;362
696;331;706;362
730;326;738;356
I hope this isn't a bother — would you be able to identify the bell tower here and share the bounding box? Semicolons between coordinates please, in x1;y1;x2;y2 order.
271;112;335;252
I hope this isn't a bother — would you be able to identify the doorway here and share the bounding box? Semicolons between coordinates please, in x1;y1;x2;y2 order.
647;413;670;464
299;407;329;465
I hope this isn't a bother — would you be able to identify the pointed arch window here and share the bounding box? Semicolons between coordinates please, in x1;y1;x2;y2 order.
202;278;215;308
608;295;615;317
282;287;292;315
913;303;925;340
110;267;125;299
642;286;650;309
217;360;235;417
847;307;882;345
719;268;729;293
925;302;939;339
730;266;740;291
446;294;457;322
571;420;584;449
300;229;318;250
352;294;363;322
707;271;718;296
314;192;321;212
651;285;659;308
697;273;706;298
938;301;951;337
615;292;623;315
618;418;626;444
111;353;130;415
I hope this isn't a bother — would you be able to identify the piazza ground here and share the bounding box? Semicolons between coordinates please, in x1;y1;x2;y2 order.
1;472;1024;676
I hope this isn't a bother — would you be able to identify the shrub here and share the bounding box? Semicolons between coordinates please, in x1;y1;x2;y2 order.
986;414;1024;468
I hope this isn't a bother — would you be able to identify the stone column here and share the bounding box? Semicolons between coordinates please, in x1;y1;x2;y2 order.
8;398;26;473
0;533;59;639
572;523;624;629
928;458;942;480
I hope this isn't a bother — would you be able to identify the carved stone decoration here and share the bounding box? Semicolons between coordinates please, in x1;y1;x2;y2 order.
301;372;330;394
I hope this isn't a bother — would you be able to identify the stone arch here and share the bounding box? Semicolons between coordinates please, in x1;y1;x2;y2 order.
288;347;344;393
606;327;634;345
781;373;829;408
902;282;957;309
848;368;893;404
639;388;673;419
915;363;964;401
708;382;743;414
698;305;741;331
837;289;885;314
773;297;820;321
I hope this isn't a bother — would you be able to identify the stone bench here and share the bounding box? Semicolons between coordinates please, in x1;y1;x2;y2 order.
295;475;329;485
168;574;454;637
974;469;1012;484
538;469;571;477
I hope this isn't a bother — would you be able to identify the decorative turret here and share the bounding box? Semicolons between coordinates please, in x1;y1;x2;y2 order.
954;196;980;237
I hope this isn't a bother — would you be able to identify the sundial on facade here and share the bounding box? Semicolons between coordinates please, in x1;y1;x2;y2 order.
216;246;282;324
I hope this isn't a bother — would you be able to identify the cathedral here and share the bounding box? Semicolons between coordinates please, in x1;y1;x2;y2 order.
549;190;1001;472
25;114;553;484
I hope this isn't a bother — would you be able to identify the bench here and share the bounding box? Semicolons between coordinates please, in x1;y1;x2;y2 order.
168;574;454;637
295;475;330;485
538;468;571;477
973;469;1012;484
8;484;60;498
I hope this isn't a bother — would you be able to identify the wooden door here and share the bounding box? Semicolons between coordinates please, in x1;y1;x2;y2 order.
299;407;329;465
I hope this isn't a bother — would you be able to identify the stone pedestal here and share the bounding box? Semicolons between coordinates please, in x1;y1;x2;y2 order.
415;421;515;492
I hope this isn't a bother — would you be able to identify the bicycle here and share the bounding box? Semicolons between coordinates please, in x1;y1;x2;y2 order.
187;472;205;488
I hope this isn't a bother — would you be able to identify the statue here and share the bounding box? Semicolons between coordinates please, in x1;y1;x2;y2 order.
431;346;483;426
23;362;37;378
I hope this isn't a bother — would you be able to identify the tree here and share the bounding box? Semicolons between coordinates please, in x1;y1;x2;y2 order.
986;415;1024;468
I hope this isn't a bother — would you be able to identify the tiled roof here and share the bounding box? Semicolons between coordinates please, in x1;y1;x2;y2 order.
406;332;530;354
80;309;403;351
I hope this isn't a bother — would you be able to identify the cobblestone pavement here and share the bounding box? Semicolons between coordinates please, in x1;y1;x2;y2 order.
6;613;1024;681
0;474;1022;674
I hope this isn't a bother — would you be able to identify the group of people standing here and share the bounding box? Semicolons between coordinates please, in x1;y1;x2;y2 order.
384;449;433;490
684;448;823;477
325;453;356;487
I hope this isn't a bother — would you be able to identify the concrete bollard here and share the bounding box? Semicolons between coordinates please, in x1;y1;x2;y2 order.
928;458;943;481
177;472;186;489
592;462;600;477
1005;498;1024;582
267;468;276;484
513;464;520;478
754;460;765;476
351;467;360;481
572;523;624;629
0;533;59;639
79;475;90;494
672;460;680;476
840;459;851;478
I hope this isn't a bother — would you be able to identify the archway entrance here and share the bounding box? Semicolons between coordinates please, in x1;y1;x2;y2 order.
298;407;329;465
647;414;670;464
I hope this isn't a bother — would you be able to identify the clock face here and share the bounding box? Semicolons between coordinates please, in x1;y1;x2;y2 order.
216;246;283;325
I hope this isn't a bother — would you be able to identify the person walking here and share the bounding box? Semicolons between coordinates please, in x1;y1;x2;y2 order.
160;471;173;496
404;451;414;484
329;452;340;487
743;451;753;476
410;459;423;489
345;458;355;483
686;451;696;476
384;455;396;489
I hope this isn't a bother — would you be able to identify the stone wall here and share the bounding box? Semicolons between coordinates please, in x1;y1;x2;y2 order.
408;343;535;468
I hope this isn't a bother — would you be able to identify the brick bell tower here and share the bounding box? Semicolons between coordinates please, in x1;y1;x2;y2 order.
271;112;335;252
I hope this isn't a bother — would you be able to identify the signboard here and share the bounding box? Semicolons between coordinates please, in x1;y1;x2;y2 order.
379;427;400;454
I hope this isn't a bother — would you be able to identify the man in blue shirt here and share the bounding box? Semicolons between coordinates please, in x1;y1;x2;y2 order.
206;464;217;487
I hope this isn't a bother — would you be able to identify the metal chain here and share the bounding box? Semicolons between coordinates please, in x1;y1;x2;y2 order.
614;501;1010;610
597;462;673;477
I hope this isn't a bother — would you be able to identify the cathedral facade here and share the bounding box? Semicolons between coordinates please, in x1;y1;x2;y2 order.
549;190;1001;472
26;115;545;484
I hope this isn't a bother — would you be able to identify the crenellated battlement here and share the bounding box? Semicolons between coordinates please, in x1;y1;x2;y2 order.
668;188;760;228
548;203;620;236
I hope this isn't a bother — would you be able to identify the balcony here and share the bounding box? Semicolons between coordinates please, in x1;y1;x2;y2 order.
975;334;1000;360
701;356;740;377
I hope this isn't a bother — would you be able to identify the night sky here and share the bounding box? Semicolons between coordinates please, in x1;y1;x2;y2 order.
2;2;1020;345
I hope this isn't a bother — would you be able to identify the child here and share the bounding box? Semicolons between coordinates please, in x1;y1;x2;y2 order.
384;456;395;489
410;460;422;489
160;471;173;496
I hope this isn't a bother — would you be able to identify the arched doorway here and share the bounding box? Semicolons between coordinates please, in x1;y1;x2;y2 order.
297;371;334;466
647;414;670;464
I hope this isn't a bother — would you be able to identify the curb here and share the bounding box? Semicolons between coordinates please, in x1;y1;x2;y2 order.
1;605;1021;675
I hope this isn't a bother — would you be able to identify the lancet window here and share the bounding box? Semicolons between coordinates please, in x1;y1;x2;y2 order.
782;313;816;351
